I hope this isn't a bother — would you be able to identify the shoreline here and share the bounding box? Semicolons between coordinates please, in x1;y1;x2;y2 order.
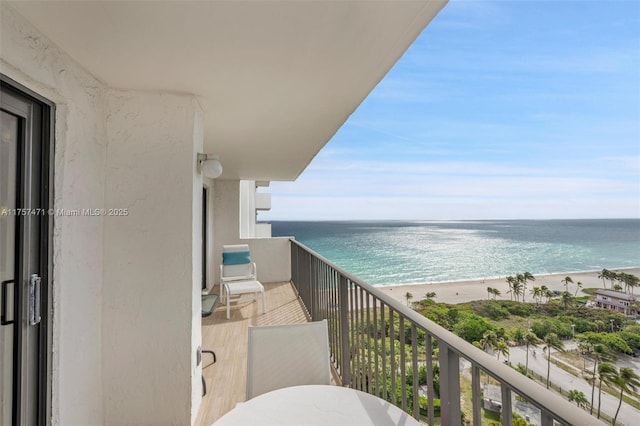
378;267;640;305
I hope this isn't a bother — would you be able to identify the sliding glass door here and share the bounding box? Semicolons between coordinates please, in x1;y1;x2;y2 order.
1;78;52;426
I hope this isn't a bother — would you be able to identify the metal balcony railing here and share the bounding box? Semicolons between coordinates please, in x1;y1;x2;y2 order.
290;239;605;426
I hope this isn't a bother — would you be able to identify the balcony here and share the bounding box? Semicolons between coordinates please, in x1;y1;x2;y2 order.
197;239;605;426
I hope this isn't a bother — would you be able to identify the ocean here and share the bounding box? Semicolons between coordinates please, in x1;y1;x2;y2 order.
271;219;640;286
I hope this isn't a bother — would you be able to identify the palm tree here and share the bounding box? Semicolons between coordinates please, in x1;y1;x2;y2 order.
620;273;639;295
598;269;609;289
480;330;497;354
567;389;589;409
487;287;491;300
405;292;413;307
516;273;525;302
544;289;555;304
539;285;552;304
479;330;497;387
542;333;564;389
512;279;524;302
561;276;574;292
619;272;631;294
506;276;516;301
596;362;618;419
608;271;619;289
523;331;540;371
561;291;573;309
521;272;535;302
628;274;639;294
613;367;640;425
581;342;614;415
495;339;509;362
574;281;583;296
425;291;436;301
492;288;500;300
530;286;541;304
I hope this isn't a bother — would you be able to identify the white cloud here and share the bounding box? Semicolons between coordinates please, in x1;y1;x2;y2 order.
260;1;640;222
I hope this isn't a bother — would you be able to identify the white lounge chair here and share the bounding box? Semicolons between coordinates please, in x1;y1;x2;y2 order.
246;320;331;399
220;244;265;320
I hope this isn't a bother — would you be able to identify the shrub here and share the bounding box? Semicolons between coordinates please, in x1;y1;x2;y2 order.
620;325;640;351
485;303;510;320
579;331;632;354
504;302;534;317
531;318;572;339
453;314;495;343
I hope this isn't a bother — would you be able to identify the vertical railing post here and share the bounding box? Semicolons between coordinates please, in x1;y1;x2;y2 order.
411;325;419;419
289;241;296;288
426;335;434;425
338;274;351;387
471;365;481;426
540;411;553;426
439;342;461;426
501;384;512;426
308;253;315;319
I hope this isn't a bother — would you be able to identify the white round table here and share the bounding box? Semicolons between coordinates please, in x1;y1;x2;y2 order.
213;385;419;426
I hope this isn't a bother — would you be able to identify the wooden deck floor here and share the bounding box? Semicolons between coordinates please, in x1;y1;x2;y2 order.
195;281;309;426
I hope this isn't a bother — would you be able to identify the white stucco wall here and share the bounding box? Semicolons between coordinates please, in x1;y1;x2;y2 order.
103;91;203;425
239;180;256;239
1;5;107;424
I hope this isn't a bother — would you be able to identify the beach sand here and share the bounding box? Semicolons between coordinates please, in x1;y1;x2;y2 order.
378;268;640;305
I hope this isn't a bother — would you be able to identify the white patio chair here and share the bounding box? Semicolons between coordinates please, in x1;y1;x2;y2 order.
246;320;331;400
220;244;265;320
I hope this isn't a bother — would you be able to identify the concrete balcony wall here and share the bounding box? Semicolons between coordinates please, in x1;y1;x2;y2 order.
255;192;271;211
255;223;272;239
243;237;291;283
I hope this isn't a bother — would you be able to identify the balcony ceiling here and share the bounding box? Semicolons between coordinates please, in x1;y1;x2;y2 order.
7;0;446;181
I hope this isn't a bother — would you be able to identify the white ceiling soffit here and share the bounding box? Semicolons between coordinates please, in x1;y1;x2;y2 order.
8;0;447;181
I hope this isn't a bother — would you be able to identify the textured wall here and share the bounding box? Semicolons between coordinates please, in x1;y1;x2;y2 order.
103;90;202;425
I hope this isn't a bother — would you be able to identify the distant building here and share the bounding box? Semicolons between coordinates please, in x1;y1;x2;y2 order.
590;289;640;316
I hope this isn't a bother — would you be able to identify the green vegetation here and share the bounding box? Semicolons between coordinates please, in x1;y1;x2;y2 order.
409;273;640;424
567;389;589;408
412;282;637;357
349;271;639;424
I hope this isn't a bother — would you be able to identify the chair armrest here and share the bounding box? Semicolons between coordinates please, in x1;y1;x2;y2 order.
220;262;258;283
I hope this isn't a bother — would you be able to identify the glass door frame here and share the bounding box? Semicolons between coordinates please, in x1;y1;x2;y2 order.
1;74;54;426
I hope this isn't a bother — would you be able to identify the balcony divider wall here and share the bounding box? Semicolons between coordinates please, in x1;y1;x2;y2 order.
290;239;605;426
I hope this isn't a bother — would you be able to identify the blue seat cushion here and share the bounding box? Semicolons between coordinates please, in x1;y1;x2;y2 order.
222;251;251;265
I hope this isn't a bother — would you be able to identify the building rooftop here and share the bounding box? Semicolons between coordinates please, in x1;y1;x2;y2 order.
593;289;638;301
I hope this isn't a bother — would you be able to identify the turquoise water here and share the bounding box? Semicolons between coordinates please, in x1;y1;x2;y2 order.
271;219;640;286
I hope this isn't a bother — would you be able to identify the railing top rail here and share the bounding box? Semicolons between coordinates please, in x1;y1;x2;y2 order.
290;238;606;426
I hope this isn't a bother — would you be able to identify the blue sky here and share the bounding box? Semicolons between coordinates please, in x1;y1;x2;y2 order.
262;0;640;221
